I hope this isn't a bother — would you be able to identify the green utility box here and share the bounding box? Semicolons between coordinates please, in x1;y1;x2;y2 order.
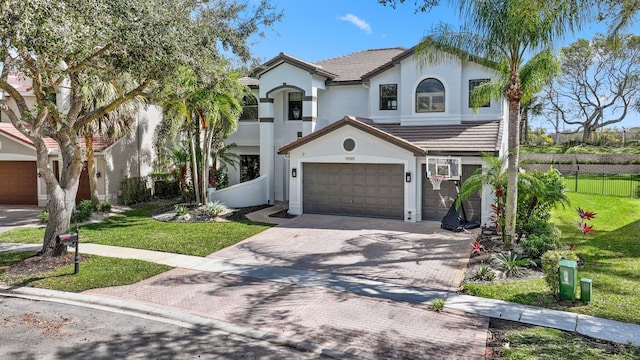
559;259;577;301
580;278;592;304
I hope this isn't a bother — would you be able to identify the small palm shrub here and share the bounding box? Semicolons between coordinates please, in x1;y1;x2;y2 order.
174;204;189;216
493;251;535;278
541;250;579;295
207;201;228;216
72;200;95;223
472;266;496;281
97;201;112;213
38;210;49;224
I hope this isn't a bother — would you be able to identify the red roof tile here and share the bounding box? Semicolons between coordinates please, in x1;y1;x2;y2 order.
0;123;113;151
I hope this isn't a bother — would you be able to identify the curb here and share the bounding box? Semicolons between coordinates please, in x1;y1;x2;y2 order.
0;286;361;360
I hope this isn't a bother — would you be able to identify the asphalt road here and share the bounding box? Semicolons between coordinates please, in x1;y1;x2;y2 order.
0;296;324;360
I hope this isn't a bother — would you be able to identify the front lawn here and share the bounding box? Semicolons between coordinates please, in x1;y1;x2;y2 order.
0;205;273;256
464;193;640;325
0;251;171;292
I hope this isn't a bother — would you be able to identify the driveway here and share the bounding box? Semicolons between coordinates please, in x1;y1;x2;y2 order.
209;214;478;291
0;205;43;234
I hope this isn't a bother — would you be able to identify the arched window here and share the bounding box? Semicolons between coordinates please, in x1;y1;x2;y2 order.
239;95;258;121
416;78;445;113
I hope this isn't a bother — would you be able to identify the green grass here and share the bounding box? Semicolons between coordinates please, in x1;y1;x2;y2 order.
0;205;273;256
499;325;640;359
0;251;171;292
464;193;640;324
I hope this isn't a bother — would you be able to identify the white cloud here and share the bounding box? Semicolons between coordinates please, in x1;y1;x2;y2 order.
339;14;372;35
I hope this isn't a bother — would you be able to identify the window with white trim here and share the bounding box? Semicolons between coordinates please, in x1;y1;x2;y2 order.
416;78;445;113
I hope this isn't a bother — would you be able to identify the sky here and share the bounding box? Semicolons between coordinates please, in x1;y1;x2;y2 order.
247;0;640;132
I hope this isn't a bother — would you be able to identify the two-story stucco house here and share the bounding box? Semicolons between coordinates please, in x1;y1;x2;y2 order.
211;46;508;225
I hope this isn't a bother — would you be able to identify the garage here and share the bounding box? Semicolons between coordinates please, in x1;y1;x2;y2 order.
0;161;38;205
422;164;481;221
303;163;404;219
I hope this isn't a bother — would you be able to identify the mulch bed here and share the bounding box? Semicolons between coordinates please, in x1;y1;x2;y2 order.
4;252;88;278
268;209;297;219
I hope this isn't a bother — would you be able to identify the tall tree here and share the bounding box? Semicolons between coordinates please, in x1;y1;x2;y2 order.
544;34;640;143
79;75;146;205
161;66;246;204
416;0;587;247
0;0;280;257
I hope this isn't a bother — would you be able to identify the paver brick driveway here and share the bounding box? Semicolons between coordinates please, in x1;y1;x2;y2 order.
210;214;478;291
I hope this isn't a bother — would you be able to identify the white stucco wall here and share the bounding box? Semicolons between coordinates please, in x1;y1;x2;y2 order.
317;85;368;127
286;124;419;222
102;105;162;203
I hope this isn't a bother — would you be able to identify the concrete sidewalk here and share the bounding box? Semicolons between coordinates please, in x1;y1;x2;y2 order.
2;242;638;347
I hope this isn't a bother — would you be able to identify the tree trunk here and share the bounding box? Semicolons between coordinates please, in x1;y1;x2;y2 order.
39;133;84;257
85;134;100;205
187;122;200;204
201;127;215;204
504;71;522;249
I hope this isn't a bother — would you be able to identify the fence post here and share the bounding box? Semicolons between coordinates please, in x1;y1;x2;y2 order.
602;172;605;195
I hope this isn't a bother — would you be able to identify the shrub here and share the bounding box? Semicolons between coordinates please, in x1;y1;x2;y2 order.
472;266;496;281
38;210;49;224
72;200;95;223
174;204;189;216
97;201;112;213
521;233;562;261
207;201;228;216
121;176;151;205
541;250;579;295
493;251;535;278
429;298;446;312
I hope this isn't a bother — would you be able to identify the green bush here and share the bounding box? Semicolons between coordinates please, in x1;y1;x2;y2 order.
207;201;228;216
541;250;579;295
121;177;151;205
493;251;535;278
429;298;446;312
521;232;562;261
72;200;95;223
472;266;496;281
38;211;49;224
97;201;112;213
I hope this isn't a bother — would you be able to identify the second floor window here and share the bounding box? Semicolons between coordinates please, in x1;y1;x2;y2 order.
239;95;258;121
416;78;445;113
288;92;303;120
469;79;491;108
379;84;397;110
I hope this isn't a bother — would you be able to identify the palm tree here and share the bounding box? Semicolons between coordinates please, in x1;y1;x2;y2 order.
417;0;587;247
78;76;146;205
161;66;246;204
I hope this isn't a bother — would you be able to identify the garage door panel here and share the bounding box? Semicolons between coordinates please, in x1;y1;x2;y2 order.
421;164;481;221
0;161;38;205
303;163;404;219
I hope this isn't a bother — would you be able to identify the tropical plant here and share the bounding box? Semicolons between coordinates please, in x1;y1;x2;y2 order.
418;0;588;248
38;211;49;224
471;241;485;254
493;251;535;277
207;201;229;217
472;266;496;281
78;75;146;205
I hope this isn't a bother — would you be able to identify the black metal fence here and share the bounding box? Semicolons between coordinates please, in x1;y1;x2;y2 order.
561;171;640;198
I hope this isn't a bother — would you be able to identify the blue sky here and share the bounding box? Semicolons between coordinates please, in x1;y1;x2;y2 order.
249;1;640;131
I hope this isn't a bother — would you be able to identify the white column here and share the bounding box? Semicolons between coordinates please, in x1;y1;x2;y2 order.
259;98;275;204
302;89;317;136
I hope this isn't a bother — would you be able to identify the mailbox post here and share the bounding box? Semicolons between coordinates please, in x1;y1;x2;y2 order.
558;259;577;301
56;224;79;275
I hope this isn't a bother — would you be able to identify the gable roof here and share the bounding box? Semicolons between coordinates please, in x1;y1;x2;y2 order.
278;117;502;156
0;123;113;151
278;115;426;156
251;53;338;80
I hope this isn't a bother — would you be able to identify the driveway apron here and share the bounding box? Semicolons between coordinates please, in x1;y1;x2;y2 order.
0;205;42;234
86;214;487;359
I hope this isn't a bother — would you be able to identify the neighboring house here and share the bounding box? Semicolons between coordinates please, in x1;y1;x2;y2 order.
0;73;161;207
215;46;508;225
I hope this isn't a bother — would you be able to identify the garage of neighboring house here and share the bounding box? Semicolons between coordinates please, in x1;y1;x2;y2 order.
0;160;38;205
422;164;481;222
302;162;405;219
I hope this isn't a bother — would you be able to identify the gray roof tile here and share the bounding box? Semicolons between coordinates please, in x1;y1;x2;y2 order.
315;47;407;82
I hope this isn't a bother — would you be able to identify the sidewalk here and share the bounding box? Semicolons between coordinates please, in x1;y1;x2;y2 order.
2;242;639;347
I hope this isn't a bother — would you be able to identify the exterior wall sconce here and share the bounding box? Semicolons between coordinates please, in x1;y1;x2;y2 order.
291;168;297;178
37;172;42;178
405;172;411;182
96;172;102;178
